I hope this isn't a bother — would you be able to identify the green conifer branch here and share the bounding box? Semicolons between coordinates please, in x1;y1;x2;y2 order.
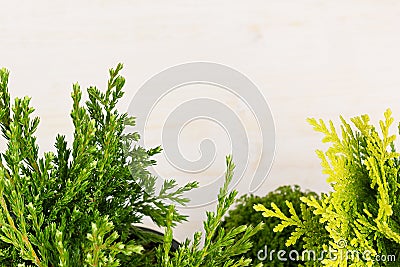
0;65;198;266
158;156;264;267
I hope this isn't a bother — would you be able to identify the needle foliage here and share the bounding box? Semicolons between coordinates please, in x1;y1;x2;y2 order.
0;65;197;266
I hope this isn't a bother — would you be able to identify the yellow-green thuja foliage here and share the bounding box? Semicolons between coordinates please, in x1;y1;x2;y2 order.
254;109;400;267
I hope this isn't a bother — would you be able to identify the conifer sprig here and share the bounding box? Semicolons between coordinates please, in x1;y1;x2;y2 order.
157;156;264;267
